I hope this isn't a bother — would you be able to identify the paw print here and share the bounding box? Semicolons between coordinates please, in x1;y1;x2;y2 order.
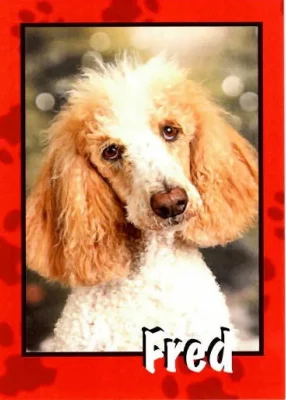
3;210;20;232
0;237;20;285
267;191;284;240
0;323;56;396
0;355;56;396
102;0;160;22
0;149;13;165
0;105;18;173
11;1;64;38
160;358;243;398
264;191;284;311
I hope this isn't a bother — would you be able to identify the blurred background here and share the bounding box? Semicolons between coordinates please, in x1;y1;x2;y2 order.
25;26;259;351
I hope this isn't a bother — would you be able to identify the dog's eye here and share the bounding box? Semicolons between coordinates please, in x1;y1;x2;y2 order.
161;125;179;141
102;144;121;161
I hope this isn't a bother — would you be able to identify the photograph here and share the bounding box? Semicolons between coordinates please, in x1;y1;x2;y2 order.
25;25;259;353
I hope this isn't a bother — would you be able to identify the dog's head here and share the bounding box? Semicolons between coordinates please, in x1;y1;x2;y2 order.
27;55;258;285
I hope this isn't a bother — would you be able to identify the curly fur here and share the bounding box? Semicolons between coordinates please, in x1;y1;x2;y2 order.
26;55;258;351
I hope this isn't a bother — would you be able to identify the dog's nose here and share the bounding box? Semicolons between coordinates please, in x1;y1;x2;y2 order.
150;187;188;219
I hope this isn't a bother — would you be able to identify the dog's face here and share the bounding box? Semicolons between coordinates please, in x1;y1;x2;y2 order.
26;56;258;285
86;76;202;231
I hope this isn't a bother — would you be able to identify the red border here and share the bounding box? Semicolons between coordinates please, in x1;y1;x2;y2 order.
0;0;284;399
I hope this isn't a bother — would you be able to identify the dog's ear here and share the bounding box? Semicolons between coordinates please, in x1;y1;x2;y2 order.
26;114;130;286
183;101;258;247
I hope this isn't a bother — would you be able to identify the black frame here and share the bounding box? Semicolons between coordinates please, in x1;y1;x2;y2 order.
21;22;263;357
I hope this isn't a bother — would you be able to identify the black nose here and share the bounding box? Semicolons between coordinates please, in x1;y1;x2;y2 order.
150;187;188;219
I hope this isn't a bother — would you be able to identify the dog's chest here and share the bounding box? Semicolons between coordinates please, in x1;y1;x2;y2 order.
124;234;215;310
56;234;232;351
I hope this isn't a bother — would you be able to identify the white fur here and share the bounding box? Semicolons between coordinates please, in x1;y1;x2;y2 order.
42;232;235;352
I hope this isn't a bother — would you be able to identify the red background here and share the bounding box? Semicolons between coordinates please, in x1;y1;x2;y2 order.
0;0;284;398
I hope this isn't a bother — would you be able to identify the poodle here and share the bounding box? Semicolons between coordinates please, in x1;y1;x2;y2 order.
26;55;258;352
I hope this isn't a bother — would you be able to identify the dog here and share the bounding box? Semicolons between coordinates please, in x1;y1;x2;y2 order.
26;55;258;351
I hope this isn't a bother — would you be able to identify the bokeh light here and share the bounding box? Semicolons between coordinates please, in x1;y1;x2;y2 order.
239;92;258;112
89;31;111;52
35;92;55;111
222;75;244;97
